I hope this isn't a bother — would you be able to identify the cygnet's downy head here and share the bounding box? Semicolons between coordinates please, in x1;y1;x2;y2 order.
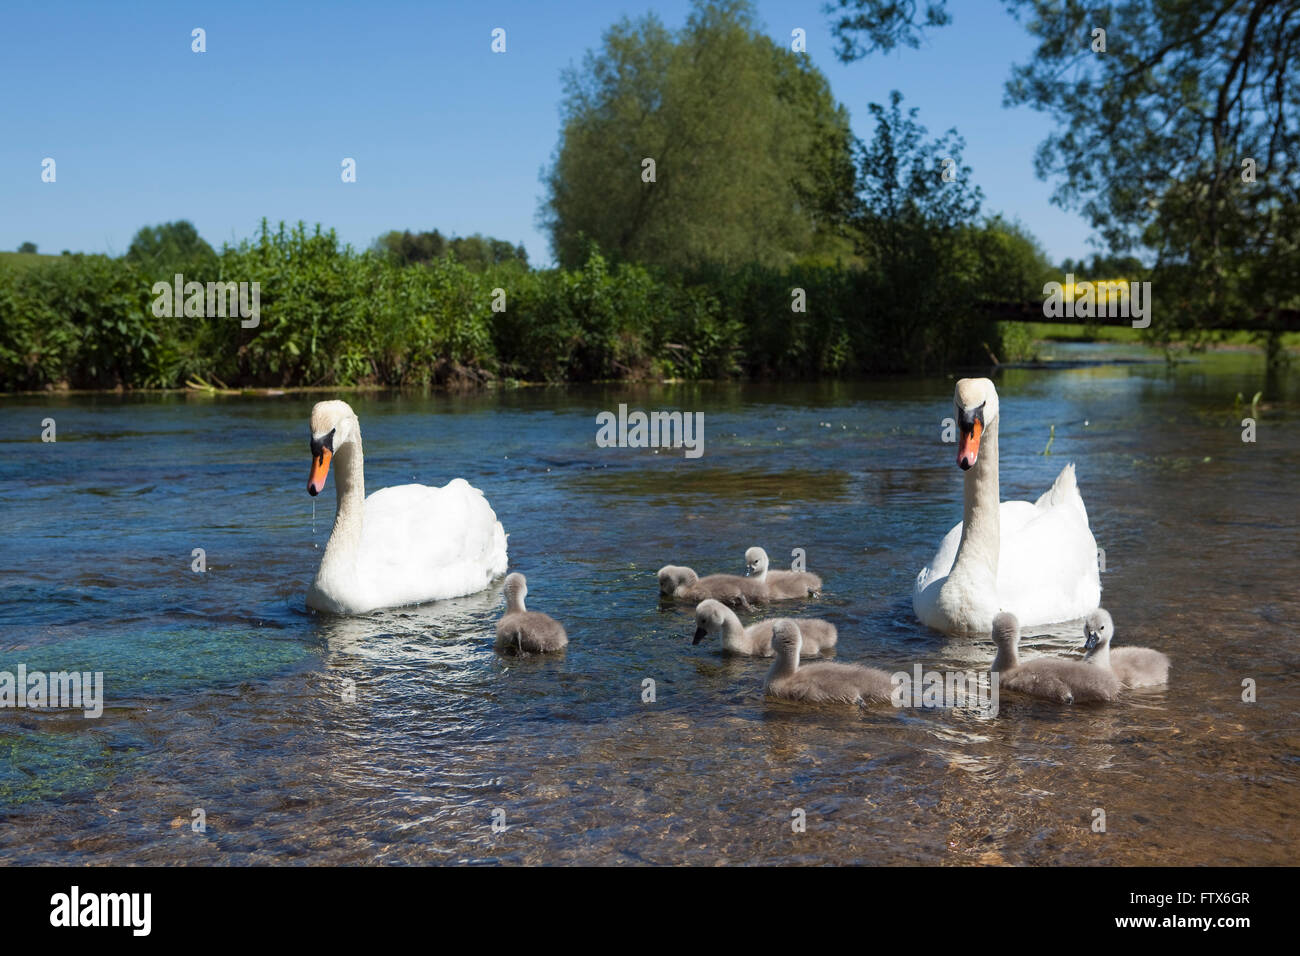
770;619;803;659
953;378;1000;472
1083;608;1114;652
744;547;769;578
658;565;697;596
692;599;728;645
503;572;528;609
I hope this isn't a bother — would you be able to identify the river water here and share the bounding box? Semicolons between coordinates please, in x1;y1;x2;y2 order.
1;344;1296;864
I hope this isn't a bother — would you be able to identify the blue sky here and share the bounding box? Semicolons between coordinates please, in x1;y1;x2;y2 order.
0;0;1095;266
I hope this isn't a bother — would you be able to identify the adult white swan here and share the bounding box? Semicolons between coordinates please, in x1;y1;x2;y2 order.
304;400;507;615
912;378;1100;636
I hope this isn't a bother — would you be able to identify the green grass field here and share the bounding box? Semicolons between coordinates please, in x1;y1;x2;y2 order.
0;251;66;271
1020;321;1299;348
1019;321;1144;343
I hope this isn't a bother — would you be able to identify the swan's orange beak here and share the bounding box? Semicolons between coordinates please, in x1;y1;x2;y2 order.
958;419;982;470
307;448;332;496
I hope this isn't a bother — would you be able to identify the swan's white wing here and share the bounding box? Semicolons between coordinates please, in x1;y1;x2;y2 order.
357;478;508;608
913;464;1099;631
912;500;1037;628
913;500;1036;589
915;521;963;589
996;469;1099;627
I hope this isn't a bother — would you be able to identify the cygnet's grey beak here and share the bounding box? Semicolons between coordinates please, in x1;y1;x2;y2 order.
1084;629;1099;652
692;625;708;645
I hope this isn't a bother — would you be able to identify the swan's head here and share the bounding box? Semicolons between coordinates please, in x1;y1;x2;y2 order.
307;400;359;496
953;378;1000;471
503;572;527;609
1083;608;1114;652
990;611;1020;648
771;620;803;660
744;547;769;577
692;599;728;644
658;565;697;596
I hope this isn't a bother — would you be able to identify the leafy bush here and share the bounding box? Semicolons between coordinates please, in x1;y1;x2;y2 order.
0;218;1057;391
0;255;165;388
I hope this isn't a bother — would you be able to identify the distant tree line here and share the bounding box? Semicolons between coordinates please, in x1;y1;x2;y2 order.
371;230;529;271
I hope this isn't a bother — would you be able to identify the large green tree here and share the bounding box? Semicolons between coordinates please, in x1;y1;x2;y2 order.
1003;0;1299;352
829;0;1300;353
851;90;985;367
125;220;218;279
542;0;856;270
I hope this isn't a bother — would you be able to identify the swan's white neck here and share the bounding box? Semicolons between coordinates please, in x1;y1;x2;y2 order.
951;417;1000;587
319;421;365;579
507;591;526;613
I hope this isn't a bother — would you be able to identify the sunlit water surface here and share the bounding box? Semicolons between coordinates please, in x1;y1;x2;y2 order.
1;345;1296;864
